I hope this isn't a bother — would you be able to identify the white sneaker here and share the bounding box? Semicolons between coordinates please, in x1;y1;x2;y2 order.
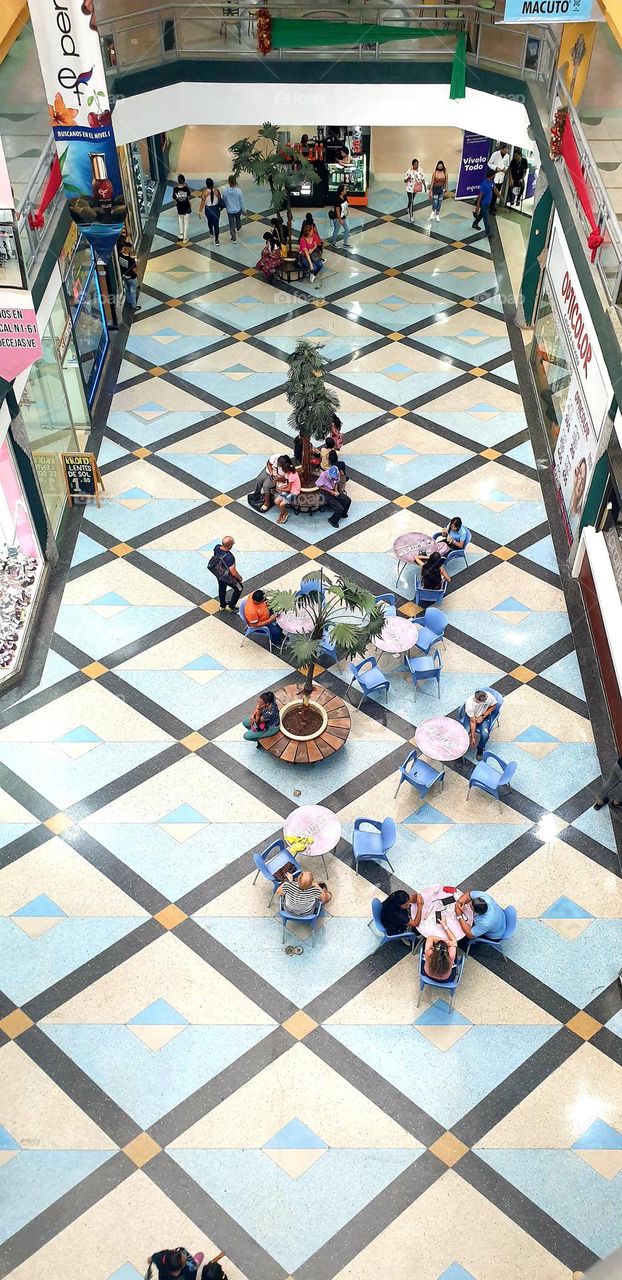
435;214;440;222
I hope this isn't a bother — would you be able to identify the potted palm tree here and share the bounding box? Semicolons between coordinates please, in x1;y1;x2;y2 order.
229;123;319;253
268;574;386;741
286;339;339;495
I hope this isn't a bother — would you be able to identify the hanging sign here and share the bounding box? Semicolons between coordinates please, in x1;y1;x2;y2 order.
28;0;126;261
454;133;491;200
502;0;603;21
0;289;43;383
62;452;105;506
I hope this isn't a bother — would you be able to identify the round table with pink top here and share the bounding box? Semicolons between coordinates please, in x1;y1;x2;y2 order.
414;883;473;941
373;616;420;672
283;804;342;878
415;716;469;763
393;531;438;589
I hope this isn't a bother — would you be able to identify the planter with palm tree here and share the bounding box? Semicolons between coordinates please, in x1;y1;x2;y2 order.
268;574;386;742
286;339;338;496
229;123;319;253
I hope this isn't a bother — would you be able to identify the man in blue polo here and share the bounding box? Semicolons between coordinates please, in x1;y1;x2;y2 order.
472;173;494;238
455;889;507;941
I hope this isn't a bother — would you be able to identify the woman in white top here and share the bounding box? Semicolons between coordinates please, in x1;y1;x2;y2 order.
403;158;426;221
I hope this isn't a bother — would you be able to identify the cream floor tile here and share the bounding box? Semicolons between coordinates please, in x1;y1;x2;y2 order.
118;616;290;673
142;506;285;553
0;1043;116;1149
111;377;207;413
418;309;506;340
346;343;453;376
478;1044;622;1148
130;308;222;339
0;787;36;823
83;754;280;826
497;684;596;744
332;1170;570;1280
177;340;288;375
0;681;172;744
161;417;278;456
430;637;504;675
337;507;437;554
425;376;527;414
343;417;472;457
143;246;235;277
253;385;381;419
61;556;192;607
448;560;567;613
431;458;543;503
170;1041;423;1149
489;838;622;918
4;1172;247;1280
0;838;150;918
267;309;380;344
98;458;205;502
42;932;276;1025
429;766;529;827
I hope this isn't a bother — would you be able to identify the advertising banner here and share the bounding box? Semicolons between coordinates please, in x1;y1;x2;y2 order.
502;0;603;22
454;132;491;201
553;372;599;541
28;0;126;261
0;290;43;383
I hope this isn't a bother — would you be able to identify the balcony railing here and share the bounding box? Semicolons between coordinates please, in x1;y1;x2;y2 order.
15;136;65;278
551;75;622;310
98;0;559;88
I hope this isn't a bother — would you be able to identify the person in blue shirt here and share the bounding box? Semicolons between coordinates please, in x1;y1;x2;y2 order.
438;516;467;556
472;175;494;237
221;174;246;241
455;890;508;941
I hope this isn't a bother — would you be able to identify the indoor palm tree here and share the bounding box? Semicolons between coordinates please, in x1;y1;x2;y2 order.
229;123;319;251
286;339;339;486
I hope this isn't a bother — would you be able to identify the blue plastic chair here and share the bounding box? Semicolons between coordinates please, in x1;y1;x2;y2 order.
417;946;465;1009
297;578;325;600
375;593;397;616
407;649;442;698
348;656;390;707
415;579;448;607
459;688;504;747
319;628;340;666
394;748;444;800
414;607;448;654
467;904;518;960
353;817;396;873
238;597;276;653
253;841;302;904
278;896;323;946
368;896;418;952
468;750;517;808
434;527;471;570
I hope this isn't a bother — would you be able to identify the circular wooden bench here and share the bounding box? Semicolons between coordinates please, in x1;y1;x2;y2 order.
260;683;351;764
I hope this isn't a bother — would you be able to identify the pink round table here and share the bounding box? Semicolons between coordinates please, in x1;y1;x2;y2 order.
394;532;437;589
414;883;473;941
374;617;420;671
278;607;313;635
415;716;469;762
283;804;342;877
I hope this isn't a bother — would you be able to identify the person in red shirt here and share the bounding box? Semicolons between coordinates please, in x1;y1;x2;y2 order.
274;459;302;524
244;590;283;644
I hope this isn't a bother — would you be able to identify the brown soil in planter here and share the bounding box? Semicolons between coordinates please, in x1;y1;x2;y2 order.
282;703;324;737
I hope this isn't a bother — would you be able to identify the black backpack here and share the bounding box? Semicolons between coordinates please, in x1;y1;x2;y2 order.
202;1266;228;1280
207;549;232;582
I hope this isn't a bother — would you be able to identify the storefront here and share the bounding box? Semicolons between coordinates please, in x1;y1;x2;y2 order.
277;126;371;208
531;213;613;546
61;230;111;407
118;136;161;244
19;290;90;532
0;431;43;680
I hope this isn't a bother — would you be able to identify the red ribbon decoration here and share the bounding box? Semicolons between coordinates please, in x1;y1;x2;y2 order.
560;115;605;262
27;154;62;230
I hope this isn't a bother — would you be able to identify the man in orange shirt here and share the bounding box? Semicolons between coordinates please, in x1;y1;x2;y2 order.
244;590;283;646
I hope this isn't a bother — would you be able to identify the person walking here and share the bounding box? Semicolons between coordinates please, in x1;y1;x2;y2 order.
222;174;245;242
472;171;494;238
118;237;141;311
208;536;243;609
172;174;194;243
199;178;223;244
330;184;350;248
403;157;426;221
429;161;448;223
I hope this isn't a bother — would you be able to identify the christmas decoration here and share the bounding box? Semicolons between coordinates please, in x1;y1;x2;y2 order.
256;7;272;55
550;106;568;160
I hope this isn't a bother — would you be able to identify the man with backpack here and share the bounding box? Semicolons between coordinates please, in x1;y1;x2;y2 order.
208;535;243;610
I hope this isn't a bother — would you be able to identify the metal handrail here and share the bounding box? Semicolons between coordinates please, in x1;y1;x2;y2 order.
15;136;65;277
552;75;622;307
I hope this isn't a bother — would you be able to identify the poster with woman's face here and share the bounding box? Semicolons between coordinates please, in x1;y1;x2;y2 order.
553;372;596;542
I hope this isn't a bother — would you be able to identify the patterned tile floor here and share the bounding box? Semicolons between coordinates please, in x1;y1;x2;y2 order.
1;179;622;1280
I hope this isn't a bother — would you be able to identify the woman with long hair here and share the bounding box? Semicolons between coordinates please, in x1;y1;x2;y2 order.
423;915;457;980
415;550;451;593
429;160;448;223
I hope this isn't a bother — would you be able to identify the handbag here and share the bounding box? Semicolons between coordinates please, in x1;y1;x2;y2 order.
217;196;226;211
413;180;423;193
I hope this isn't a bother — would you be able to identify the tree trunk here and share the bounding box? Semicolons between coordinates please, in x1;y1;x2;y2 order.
301;435;312;488
285;191;293;253
303;622;323;702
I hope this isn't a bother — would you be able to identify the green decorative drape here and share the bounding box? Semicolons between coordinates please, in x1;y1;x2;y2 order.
269;19;466;99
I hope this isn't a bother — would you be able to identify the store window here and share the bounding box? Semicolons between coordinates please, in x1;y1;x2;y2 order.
130;139;158;222
63;238;109;405
20;292;90;531
0;434;42;679
532;276;573;454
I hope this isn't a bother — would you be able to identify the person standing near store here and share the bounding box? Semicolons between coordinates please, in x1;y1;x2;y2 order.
506;148;528;208
488;143;510;211
118;237;141;311
222;174;246;242
199;178;223;244
403;157;426;221
429;161;448;223
472;172;494;238
330;184;350;248
172;174;195;243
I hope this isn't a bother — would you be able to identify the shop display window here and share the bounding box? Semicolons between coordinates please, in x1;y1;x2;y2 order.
130;139;158;222
64;241;109;405
531;278;572;453
0;436;42;679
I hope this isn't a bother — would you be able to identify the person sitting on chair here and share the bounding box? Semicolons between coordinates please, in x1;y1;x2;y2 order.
455;889;507;941
437;516;467;556
414;550;450;593
380;889;423;936
148;1251;203;1280
278;869;332;915
243;690;280;747
423;914;457;980
244;590;283;645
463;688;497;760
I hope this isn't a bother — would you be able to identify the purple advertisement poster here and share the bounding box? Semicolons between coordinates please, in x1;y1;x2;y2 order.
454;132;491;200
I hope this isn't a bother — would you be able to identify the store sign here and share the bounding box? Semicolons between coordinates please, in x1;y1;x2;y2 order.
502;0;603;22
0;289;43;383
28;0;126;262
546;216;612;541
454;133;491;201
